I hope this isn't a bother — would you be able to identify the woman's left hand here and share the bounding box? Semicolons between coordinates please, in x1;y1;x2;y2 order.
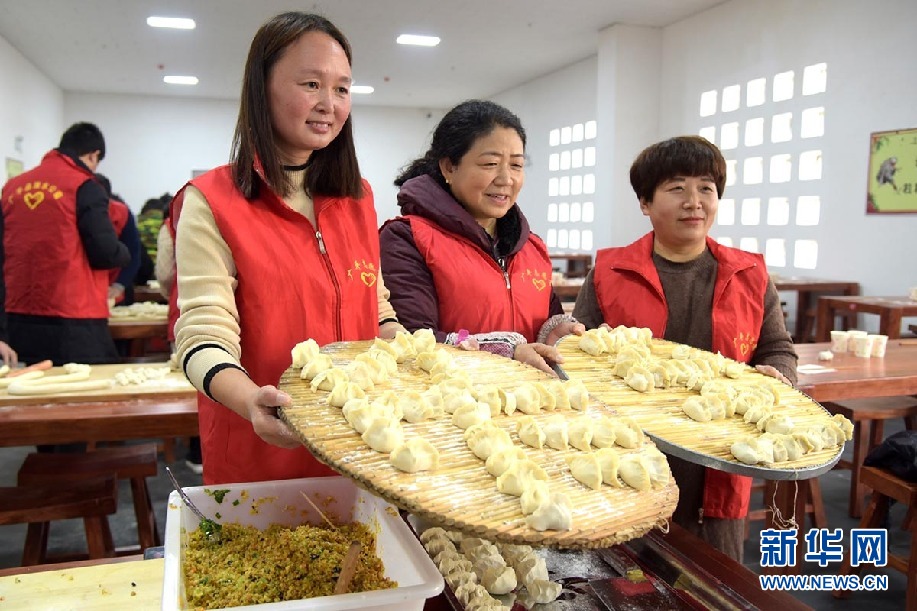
755;364;793;387
513;343;563;377
378;320;407;340
545;321;585;347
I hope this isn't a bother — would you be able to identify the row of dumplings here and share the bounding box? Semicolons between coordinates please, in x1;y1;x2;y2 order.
730;414;854;465
419;528;562;606
517;413;643;452
681;379;781;424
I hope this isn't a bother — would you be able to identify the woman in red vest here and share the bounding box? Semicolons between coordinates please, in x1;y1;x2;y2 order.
573;135;797;561
380;100;583;375
173;12;402;484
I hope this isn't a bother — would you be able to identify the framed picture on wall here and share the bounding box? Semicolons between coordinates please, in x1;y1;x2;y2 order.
5;157;23;180
866;127;917;214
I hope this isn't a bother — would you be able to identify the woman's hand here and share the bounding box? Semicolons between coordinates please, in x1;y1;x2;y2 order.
513;343;563;377
755;364;793;387
378;320;407;340
245;385;302;449
0;341;18;367
545;321;586;347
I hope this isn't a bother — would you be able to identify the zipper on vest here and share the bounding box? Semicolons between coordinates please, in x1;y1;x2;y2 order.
316;230;327;254
498;257;510;289
697;507;704;524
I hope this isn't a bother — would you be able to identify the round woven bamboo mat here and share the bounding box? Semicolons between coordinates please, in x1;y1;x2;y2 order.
555;335;843;480
279;341;678;549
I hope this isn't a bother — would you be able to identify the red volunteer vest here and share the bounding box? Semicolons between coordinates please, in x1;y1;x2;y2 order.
407;216;553;342
1;150;109;318
189;166;380;484
108;199;129;285
593;232;768;518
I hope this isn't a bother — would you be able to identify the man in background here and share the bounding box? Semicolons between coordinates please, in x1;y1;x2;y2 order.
1;122;129;364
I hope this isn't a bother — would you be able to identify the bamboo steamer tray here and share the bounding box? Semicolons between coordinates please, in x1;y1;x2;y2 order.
555;335;843;480
279;341;679;550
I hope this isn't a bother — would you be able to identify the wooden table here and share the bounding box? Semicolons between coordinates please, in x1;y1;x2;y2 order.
0;363;197;447
553;280;584;302
816;295;917;341
772;276;860;342
132;285;167;304
549;253;592;278
762;340;917;571
108;317;170;357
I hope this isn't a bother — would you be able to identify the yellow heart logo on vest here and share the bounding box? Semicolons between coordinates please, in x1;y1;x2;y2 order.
740;342;749;356
360;272;376;287
532;278;546;291
24;191;45;209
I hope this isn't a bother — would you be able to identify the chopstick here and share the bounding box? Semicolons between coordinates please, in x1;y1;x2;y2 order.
299;491;338;530
334;541;362;594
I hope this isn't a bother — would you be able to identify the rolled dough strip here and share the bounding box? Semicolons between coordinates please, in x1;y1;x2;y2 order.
0;364;8;377
7;379;112;396
11;369;92;387
0;371;45;388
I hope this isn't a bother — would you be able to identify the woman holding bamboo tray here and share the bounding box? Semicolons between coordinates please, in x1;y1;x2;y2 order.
174;12;403;485
380;100;583;376
572;135;798;561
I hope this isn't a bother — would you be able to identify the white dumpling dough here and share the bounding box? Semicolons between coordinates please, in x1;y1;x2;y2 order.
291;339;321;367
516;416;545;449
300;353;334;380
361;417;404;452
390;437;440;472
525;493;572;531
567;453;603;490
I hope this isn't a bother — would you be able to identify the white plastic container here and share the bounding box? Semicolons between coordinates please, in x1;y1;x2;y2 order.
162;476;443;610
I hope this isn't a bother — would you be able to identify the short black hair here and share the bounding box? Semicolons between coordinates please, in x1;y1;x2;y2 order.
59;122;105;160
629;135;727;202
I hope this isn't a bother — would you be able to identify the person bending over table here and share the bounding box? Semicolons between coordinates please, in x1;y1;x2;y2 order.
573;135;798;561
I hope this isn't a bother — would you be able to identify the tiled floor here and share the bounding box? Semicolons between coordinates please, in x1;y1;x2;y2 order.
0;427;909;610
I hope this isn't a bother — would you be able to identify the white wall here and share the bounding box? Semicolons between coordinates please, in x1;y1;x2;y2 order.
660;0;917;306
492;56;597;243
61;93;443;219
0;35;62;173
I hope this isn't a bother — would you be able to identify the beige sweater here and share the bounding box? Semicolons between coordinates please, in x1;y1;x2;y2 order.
174;171;397;393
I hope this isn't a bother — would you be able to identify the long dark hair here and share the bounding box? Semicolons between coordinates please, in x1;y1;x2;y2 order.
231;12;362;199
395;100;526;188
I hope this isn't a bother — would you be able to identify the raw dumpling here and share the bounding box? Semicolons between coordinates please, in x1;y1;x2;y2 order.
733;390;766;415
443;389;477;415
341;398;374;433
730;435;776;465
485;446;527;477
352;354;388;385
643;448;671;488
681;396;714;422
525;493;572;531
565;379;590;410
498;388;517;416
519;480;551;515
496;460;548;496
439;377;473;396
310;367;348;392
531;382;557;411
591;416;618;448
516;416;545;449
362;348;398;374
542;414;569;451
481;565;516;595
391;330;417;362
345;361;376;391
760;433;805;462
595;448;623;486
671;344;693;360
398;390;441;423
473;385;502;417
452;401;491;429
371;337;399;359
566;453;603;490
514;552;548;587
545;380;571;410
578;330;607;356
624;366;653;393
464;421;513;460
514;384;542;415
390;437;440;472
567;416;594;452
723;361;745;378
291;339;321;367
793;429;826;453
412;328;437;353
618;454;652;491
300;353;334;380
419;527;450;545
831;414;854;440
328;381;366;407
743;404;773;425
757;412;795;434
416;348;453;373
361;417;404;453
525;579;563;604
611;417;645;449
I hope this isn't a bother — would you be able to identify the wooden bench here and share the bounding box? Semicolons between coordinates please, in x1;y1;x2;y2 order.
0;477;118;566
824;397;917;517
835;466;917;609
17;444;161;554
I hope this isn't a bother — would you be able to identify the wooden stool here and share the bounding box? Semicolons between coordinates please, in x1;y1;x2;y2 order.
824;397;917;517
0;477;118;566
835;466;917;609
745;478;827;537
18;444;161;554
